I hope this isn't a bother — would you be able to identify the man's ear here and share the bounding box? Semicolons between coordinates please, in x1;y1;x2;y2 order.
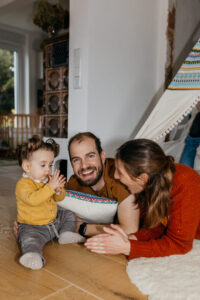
22;160;30;174
100;150;106;164
138;173;149;184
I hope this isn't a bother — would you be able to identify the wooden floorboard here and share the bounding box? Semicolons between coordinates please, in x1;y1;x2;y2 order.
0;165;148;300
0;245;70;300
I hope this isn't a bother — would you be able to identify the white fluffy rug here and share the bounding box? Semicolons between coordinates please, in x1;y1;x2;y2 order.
126;239;200;300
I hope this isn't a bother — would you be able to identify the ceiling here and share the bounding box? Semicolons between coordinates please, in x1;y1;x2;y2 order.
0;0;69;33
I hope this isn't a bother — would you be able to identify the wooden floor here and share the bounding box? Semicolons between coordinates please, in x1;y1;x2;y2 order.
0;165;148;300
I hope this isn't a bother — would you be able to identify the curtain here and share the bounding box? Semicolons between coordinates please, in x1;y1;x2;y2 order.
135;39;200;141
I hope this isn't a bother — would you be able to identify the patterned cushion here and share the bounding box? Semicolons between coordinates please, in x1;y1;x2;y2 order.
58;190;118;223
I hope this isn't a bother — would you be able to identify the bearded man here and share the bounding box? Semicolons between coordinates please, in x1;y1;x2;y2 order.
67;132;139;237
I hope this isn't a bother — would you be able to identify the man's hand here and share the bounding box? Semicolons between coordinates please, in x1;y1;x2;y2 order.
13;220;18;238
76;216;83;232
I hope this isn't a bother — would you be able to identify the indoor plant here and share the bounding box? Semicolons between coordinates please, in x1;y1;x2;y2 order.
33;0;69;37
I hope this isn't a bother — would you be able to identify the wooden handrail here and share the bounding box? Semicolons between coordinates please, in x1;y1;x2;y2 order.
0;114;42;149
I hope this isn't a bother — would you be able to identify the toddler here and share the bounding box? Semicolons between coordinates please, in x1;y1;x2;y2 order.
16;135;84;270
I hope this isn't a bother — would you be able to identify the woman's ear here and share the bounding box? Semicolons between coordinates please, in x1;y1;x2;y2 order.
22;160;30;174
138;173;149;184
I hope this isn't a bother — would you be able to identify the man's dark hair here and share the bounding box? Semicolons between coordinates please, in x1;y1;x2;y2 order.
68;132;102;159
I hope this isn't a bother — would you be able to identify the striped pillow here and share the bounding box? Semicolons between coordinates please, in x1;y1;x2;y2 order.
58;190;118;223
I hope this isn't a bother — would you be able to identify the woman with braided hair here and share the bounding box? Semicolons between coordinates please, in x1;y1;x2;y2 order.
85;139;200;259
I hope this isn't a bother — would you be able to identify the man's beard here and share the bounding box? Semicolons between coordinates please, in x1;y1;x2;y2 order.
76;160;104;187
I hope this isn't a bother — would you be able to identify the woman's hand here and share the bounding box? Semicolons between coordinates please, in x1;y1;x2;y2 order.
84;224;131;256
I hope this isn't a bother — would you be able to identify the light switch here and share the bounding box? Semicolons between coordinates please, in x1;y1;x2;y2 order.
73;48;81;89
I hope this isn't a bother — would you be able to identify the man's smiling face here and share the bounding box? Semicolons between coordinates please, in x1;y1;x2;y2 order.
69;136;106;187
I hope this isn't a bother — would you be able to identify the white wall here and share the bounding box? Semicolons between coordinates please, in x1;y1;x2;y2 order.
68;0;90;135
174;0;200;73
69;0;169;158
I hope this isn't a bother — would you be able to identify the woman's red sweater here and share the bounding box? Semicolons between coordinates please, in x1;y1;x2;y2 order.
128;164;200;260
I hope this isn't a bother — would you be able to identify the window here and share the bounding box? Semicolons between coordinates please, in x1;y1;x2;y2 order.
0;48;14;114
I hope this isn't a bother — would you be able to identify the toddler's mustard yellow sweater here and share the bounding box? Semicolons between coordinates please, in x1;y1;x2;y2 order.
16;177;65;225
